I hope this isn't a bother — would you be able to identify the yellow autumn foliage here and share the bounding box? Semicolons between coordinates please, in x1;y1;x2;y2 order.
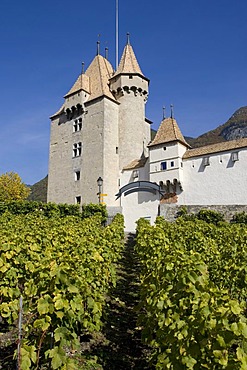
0;172;30;201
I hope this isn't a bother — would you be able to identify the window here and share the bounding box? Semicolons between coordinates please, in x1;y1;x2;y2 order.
116;147;119;154
203;157;210;166
73;142;82;157
132;170;139;178
75;196;81;204
231;152;239;162
75;171;80;181
170;161;174;167
73;118;82;132
163;147;166;151
160;161;167;170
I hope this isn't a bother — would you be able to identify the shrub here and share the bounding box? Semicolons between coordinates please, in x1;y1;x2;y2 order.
176;206;196;221
231;212;247;224
0;201;80;218
81;203;107;223
196;209;225;225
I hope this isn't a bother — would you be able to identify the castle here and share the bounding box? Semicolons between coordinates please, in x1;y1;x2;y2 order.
47;37;247;230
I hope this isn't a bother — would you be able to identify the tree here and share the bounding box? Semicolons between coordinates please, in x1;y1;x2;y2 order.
0;172;30;201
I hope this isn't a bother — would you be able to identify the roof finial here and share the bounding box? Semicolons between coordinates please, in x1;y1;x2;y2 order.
127;32;130;45
97;41;100;55
170;104;174;119
116;0;119;70
105;47;109;60
97;34;101;55
163;106;166;120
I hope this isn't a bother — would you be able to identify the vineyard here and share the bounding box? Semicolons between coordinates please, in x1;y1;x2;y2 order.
1;208;247;369
135;216;247;369
0;211;124;369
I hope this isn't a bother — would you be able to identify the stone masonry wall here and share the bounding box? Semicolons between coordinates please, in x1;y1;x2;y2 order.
160;204;247;222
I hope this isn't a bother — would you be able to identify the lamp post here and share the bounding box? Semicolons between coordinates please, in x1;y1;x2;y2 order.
97;177;103;204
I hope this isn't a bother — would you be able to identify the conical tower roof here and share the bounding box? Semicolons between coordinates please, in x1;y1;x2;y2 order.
114;36;146;78
64;55;116;102
148;117;190;148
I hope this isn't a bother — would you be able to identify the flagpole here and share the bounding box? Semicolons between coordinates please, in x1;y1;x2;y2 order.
116;0;119;70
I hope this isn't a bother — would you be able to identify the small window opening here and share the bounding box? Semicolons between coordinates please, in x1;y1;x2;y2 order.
75;171;80;181
132;170;139;179
161;161;167;171
163;147;166;151
171;161;174;167
73;142;82;157
116;147;119;154
73;118;82;132
232;152;239;162
203;157;210;166
75;196;81;204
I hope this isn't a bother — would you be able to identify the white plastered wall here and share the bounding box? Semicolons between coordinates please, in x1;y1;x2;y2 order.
179;148;247;205
120;163;160;232
149;142;187;185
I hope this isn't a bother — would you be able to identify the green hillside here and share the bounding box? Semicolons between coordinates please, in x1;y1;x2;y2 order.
28;175;48;203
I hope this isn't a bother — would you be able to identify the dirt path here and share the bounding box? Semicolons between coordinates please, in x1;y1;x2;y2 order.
90;233;153;370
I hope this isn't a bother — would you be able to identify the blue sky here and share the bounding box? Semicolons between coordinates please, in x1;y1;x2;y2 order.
0;0;246;184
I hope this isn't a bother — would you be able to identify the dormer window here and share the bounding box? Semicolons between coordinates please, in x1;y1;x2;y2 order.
231;152;239;162
203;157;210;166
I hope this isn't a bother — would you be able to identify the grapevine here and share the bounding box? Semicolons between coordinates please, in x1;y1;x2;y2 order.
0;212;124;369
136;217;247;369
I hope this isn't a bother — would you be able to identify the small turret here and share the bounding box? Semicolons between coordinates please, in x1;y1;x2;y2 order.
148;117;190;194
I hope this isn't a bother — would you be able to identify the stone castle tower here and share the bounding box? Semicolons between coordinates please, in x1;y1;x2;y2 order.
47;38;150;210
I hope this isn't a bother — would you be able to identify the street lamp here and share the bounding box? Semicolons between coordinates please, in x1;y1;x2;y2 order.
97;177;103;204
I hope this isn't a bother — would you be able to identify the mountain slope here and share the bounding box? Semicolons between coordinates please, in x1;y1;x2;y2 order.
186;106;247;148
28;175;48;203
